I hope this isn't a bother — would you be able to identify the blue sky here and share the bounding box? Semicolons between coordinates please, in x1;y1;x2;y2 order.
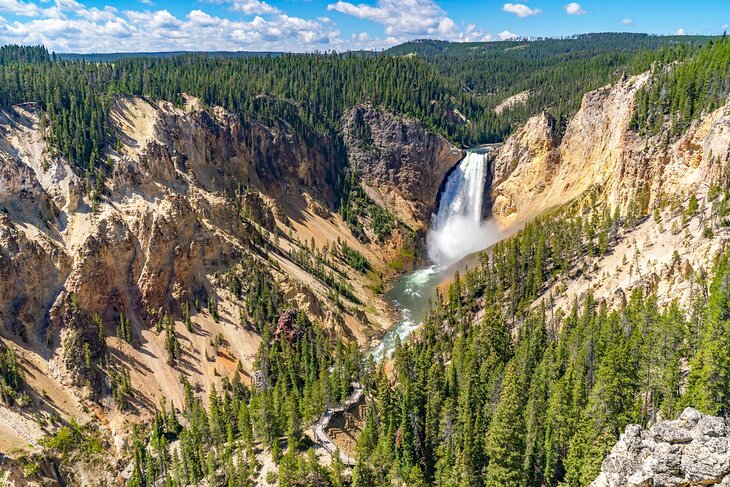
0;0;728;53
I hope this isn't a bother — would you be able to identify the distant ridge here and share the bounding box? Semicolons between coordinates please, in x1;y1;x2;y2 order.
56;50;285;62
57;33;717;62
385;32;716;56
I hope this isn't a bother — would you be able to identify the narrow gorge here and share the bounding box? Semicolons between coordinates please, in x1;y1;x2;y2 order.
2;35;730;487
374;148;503;360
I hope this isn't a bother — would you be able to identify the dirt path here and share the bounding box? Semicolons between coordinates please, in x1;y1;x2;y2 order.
309;383;363;466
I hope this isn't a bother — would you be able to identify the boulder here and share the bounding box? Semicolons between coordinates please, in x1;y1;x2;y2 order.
591;408;730;487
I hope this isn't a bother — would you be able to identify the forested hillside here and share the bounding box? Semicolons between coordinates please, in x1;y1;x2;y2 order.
388;33;715;141
0;33;716;182
351;193;730;486
0;46;453;175
2;34;730;487
632;36;730;135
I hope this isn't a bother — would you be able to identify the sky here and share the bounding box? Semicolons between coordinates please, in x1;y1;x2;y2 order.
0;0;728;53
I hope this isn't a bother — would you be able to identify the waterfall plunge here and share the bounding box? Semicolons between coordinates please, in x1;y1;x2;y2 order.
372;150;505;361
427;150;502;267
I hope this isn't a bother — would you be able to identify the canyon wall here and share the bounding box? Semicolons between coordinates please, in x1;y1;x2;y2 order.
487;73;730;312
490;72;729;228
342;104;463;229
0;96;456;456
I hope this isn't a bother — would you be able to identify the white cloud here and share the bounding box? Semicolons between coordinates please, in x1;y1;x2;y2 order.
229;0;279;16
187;9;217;26
327;0;494;42
722;23;728;31
564;2;586;15
353;31;369;41
621;18;633;25
498;30;518;40
328;0;446;36
502;3;541;18
0;0;43;17
676;27;686;35
55;0;85;11
437;17;457;36
0;0;517;53
204;0;279;16
0;1;343;52
124;10;182;30
77;6;119;22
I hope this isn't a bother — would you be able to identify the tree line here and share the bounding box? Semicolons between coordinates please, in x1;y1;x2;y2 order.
0;33;717;181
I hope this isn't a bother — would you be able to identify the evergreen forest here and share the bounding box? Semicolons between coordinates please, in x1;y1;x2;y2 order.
3;32;730;486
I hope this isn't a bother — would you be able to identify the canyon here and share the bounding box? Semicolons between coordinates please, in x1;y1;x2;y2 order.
1;39;730;486
0;93;466;467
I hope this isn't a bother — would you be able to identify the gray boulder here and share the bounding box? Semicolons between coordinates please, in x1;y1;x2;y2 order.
591;408;730;487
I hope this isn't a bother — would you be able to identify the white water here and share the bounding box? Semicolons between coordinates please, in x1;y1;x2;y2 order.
427;150;501;267
372;149;503;361
370;266;439;361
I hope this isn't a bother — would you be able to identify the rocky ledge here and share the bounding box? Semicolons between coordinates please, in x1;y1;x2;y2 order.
342;104;463;229
592;408;730;486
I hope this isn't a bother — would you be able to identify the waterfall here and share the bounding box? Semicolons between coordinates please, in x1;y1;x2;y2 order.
372;149;505;361
427;150;502;267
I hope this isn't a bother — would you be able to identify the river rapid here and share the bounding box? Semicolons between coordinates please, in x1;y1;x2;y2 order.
372;149;505;360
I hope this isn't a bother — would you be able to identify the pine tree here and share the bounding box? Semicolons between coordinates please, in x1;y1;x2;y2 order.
182;301;192;333
164;317;180;365
683;251;730;415
286;394;302;449
117;313;132;342
484;362;526;487
238;401;254;447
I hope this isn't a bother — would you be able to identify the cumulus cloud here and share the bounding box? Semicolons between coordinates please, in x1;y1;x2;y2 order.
328;0;449;37
203;0;280;16
228;0;280;16
676;27;686;35
124;10;182;30
564;2;587;15
0;0;44;17
502;3;541;18
76;6;119;22
0;0;343;52
187;9;217;26
621;18;633;25
498;30;518;40
327;0;497;43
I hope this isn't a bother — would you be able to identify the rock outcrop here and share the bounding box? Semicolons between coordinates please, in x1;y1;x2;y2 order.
591;408;730;487
490;110;562;219
342;104;463;228
0;95;401;452
489;72;729;229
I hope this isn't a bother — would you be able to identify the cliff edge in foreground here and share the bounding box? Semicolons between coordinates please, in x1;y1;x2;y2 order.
592;408;730;486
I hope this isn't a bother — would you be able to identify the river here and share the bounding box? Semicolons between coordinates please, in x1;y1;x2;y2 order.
371;149;502;360
370;266;443;361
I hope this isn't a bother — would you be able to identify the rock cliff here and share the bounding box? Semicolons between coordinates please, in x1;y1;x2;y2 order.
592;408;730;487
488;72;730;312
342;104;464;229
0;95;422;454
490;72;729;228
